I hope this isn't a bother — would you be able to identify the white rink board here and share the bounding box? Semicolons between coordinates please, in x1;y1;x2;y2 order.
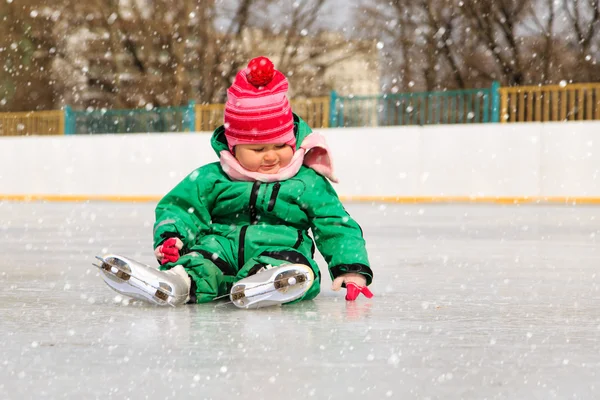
1;121;600;198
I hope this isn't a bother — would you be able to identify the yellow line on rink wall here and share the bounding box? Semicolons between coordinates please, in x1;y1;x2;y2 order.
339;196;600;204
0;194;161;202
2;194;600;204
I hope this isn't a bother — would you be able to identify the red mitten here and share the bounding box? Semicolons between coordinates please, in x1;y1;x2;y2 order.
332;272;374;302
345;282;374;301
154;237;184;264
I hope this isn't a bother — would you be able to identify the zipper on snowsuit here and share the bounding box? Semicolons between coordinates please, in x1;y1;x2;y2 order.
267;182;281;212
239;181;261;269
248;181;261;224
238;226;248;270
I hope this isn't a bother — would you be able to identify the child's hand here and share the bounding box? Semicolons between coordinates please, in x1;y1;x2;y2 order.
332;273;374;301
154;237;184;264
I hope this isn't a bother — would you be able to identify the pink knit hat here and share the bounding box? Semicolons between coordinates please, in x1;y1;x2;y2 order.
224;57;295;152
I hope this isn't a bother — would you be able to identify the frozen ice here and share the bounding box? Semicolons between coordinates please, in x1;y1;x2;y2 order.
0;201;599;398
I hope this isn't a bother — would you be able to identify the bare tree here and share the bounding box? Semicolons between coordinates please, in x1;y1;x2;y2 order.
1;0;377;111
212;0;377;99
356;0;476;92
543;0;555;83
0;0;58;112
457;0;532;86
419;0;467;90
49;0;221;109
356;0;422;91
560;0;600;81
356;0;598;91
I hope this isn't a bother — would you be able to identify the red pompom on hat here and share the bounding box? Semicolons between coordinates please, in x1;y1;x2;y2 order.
247;57;275;87
224;56;295;152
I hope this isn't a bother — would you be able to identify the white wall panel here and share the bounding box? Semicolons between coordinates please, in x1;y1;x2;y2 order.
2;121;600;200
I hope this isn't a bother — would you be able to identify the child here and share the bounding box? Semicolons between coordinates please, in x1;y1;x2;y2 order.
98;57;373;308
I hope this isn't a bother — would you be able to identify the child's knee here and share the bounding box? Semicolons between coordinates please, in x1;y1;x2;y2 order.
167;252;235;303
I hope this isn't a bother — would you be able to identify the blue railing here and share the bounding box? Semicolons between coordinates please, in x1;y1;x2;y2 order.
330;82;500;127
61;83;502;134
64;101;195;134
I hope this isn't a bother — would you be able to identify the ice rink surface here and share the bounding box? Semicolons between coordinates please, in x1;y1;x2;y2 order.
1;201;599;399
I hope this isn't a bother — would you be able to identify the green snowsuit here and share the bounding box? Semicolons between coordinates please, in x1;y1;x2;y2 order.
153;115;372;304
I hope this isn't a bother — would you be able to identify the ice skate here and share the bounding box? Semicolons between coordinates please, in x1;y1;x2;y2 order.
230;264;314;309
94;254;191;306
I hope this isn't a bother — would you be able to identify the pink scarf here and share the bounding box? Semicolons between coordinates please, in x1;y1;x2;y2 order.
219;132;338;183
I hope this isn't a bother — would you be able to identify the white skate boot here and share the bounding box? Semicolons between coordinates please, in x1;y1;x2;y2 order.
230;264;315;309
94;254;191;306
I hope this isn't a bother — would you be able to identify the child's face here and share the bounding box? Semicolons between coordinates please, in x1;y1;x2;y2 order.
234;143;294;174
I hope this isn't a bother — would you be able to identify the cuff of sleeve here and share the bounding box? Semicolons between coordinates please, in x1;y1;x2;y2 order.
330;264;373;286
155;231;183;248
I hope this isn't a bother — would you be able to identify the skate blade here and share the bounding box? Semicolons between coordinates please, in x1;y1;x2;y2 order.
230;271;309;308
93;256;175;304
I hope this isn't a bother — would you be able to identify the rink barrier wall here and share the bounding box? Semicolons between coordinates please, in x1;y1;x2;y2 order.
2;194;600;205
2;121;600;204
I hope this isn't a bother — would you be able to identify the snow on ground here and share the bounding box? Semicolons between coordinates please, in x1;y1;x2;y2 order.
0;201;599;399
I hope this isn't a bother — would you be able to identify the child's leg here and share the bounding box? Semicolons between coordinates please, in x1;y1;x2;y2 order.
236;248;322;303
162;252;236;303
99;233;238;305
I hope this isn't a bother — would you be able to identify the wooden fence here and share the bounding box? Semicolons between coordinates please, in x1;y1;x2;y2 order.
0;110;64;136
499;83;600;123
